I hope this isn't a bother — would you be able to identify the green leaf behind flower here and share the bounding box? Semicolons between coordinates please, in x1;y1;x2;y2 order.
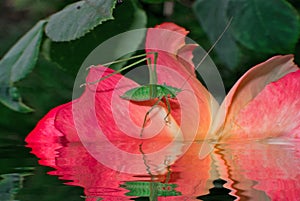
0;20;46;112
45;0;117;41
228;0;300;53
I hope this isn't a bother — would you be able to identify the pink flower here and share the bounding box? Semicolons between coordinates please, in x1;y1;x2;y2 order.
26;22;300;200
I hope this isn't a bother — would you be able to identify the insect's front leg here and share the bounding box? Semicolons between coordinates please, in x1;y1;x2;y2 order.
140;97;163;137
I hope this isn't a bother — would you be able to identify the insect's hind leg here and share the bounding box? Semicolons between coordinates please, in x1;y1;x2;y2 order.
163;97;172;124
140;97;163;137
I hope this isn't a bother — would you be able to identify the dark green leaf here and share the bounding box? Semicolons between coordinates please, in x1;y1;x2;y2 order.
0;56;75;137
0;20;46;112
193;0;240;69
45;0;117;41
227;0;300;53
48;0;147;75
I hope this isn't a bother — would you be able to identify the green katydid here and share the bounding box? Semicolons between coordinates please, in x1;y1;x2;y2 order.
81;19;232;135
81;52;180;134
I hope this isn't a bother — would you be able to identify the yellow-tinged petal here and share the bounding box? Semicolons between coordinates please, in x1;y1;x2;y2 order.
210;55;299;140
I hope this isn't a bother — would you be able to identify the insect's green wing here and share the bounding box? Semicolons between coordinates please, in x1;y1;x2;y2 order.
120;85;152;101
120;84;182;101
160;84;182;98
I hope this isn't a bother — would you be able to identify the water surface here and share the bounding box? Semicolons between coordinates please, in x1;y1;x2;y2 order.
1;136;300;200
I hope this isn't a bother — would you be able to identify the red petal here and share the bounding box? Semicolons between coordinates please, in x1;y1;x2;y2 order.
25;103;68;167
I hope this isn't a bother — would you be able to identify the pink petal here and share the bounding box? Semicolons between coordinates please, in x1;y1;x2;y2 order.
210;55;299;140
234;70;300;139
147;23;190;65
146;22;214;140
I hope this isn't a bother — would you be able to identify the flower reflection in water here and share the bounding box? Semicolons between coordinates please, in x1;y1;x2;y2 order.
26;111;212;200
26;133;300;200
217;139;300;201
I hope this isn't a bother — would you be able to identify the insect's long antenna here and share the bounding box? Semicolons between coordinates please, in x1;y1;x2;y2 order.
179;17;233;90
86;53;148;70
80;52;158;87
80;58;148;87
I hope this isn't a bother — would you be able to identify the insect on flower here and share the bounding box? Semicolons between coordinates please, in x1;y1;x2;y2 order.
81;18;232;136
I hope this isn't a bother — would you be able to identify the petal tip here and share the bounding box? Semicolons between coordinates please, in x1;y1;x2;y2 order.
154;22;189;35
